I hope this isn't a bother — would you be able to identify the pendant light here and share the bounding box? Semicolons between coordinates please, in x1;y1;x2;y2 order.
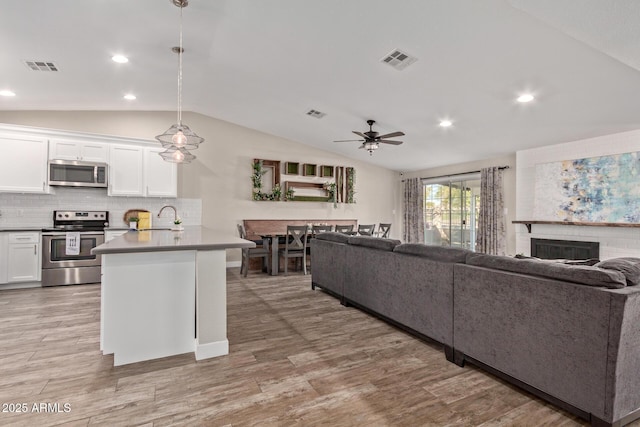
156;0;203;163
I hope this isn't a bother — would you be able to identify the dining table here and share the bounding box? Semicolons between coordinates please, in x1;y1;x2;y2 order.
259;231;296;276
259;228;359;275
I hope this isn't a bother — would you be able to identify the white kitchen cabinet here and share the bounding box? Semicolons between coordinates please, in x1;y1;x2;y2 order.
109;144;144;196
109;145;177;198
144;147;177;197
0;233;7;284
7;232;41;283
0;134;49;193
49;139;108;162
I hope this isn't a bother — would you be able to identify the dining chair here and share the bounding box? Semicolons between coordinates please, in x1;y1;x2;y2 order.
377;223;391;238
307;224;333;271
237;224;270;277
357;224;376;236
335;224;354;234
311;224;333;237
279;225;308;275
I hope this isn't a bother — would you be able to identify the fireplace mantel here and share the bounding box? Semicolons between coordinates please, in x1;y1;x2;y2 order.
513;220;640;233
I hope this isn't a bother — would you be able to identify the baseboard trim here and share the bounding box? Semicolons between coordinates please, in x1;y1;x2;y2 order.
226;261;241;268
0;281;42;291
195;339;229;361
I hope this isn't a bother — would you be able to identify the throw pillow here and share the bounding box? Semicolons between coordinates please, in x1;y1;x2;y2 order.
594;258;640;286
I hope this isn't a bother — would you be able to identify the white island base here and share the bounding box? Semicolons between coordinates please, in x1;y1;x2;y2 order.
101;250;227;366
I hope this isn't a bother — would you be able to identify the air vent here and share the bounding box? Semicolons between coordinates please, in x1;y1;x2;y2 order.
24;61;59;72
306;109;326;119
380;49;417;71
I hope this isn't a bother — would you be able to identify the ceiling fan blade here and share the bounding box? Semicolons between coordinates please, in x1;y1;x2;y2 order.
334;139;364;143
379;140;403;145
377;131;405;139
352;131;368;138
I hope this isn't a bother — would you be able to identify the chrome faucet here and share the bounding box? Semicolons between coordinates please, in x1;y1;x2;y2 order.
158;205;178;222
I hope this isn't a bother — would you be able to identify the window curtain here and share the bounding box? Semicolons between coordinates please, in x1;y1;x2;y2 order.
403;178;424;243
476;167;506;255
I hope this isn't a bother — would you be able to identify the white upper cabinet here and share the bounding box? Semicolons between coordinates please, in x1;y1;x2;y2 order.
144;147;177;197
49;139;108;162
109;145;177;197
109;144;144;196
0;133;49;193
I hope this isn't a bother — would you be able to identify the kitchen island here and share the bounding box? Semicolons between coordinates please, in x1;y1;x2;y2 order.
92;227;255;366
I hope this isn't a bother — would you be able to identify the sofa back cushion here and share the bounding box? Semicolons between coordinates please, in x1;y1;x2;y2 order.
394;243;471;263
347;236;401;251
594;257;640;286
466;253;627;289
315;232;350;244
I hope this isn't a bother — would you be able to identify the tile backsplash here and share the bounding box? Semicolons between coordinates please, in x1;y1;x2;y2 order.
0;187;201;228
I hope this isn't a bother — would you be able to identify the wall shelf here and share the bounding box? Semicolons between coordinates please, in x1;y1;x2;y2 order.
513;220;640;234
284;162;299;175
303;163;317;176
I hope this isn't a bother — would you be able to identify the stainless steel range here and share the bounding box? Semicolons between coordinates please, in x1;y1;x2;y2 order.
41;210;109;287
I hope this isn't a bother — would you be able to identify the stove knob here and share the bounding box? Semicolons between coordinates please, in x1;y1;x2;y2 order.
64;214;69;218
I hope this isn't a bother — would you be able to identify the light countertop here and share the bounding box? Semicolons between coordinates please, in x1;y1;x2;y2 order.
92;226;255;255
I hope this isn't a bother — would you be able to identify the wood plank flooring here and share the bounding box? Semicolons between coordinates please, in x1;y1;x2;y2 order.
0;270;635;426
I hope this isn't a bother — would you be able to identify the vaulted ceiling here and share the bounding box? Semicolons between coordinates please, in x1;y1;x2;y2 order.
2;0;640;171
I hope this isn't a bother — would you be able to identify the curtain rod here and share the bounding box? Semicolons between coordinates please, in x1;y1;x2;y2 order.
400;165;509;182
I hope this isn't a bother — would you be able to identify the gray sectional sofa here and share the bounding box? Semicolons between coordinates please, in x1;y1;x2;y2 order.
311;232;640;427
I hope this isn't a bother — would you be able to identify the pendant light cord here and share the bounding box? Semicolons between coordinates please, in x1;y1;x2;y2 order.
177;4;183;126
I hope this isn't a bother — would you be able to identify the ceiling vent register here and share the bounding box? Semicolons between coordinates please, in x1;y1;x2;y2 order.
24;61;59;72
306;109;326;119
380;49;417;71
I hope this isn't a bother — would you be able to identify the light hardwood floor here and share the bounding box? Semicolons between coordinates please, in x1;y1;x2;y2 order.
0;270;635;426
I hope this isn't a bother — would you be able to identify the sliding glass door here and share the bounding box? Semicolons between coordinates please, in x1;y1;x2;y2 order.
423;174;480;251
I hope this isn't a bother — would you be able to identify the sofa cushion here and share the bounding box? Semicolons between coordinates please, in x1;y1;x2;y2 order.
394;243;471;263
314;232;350;244
594;257;640;286
347;236;401;251
514;254;600;266
466;253;627;289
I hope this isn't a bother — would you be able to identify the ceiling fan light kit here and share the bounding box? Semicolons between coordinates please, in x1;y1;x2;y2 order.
334;119;404;156
155;0;203;164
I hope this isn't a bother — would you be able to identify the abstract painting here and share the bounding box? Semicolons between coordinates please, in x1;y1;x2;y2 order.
534;152;640;223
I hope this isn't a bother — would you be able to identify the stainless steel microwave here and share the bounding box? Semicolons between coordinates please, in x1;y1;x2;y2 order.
48;160;108;188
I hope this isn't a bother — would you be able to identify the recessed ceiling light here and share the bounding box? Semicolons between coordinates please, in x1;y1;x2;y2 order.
123;94;136;100
112;55;129;64
439;120;453;127
0;90;16;97
517;94;534;103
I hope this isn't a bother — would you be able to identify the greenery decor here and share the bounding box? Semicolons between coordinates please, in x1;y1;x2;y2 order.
346;167;356;203
269;183;283;201
252;160;285;201
284;187;295;201
323;182;337;208
252;160;267;200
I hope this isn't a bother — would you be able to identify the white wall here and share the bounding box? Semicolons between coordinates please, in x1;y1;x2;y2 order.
399;154;517;255
0;111;398;261
516;129;640;259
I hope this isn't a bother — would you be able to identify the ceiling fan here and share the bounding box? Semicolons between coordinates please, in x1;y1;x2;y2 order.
334;120;405;155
